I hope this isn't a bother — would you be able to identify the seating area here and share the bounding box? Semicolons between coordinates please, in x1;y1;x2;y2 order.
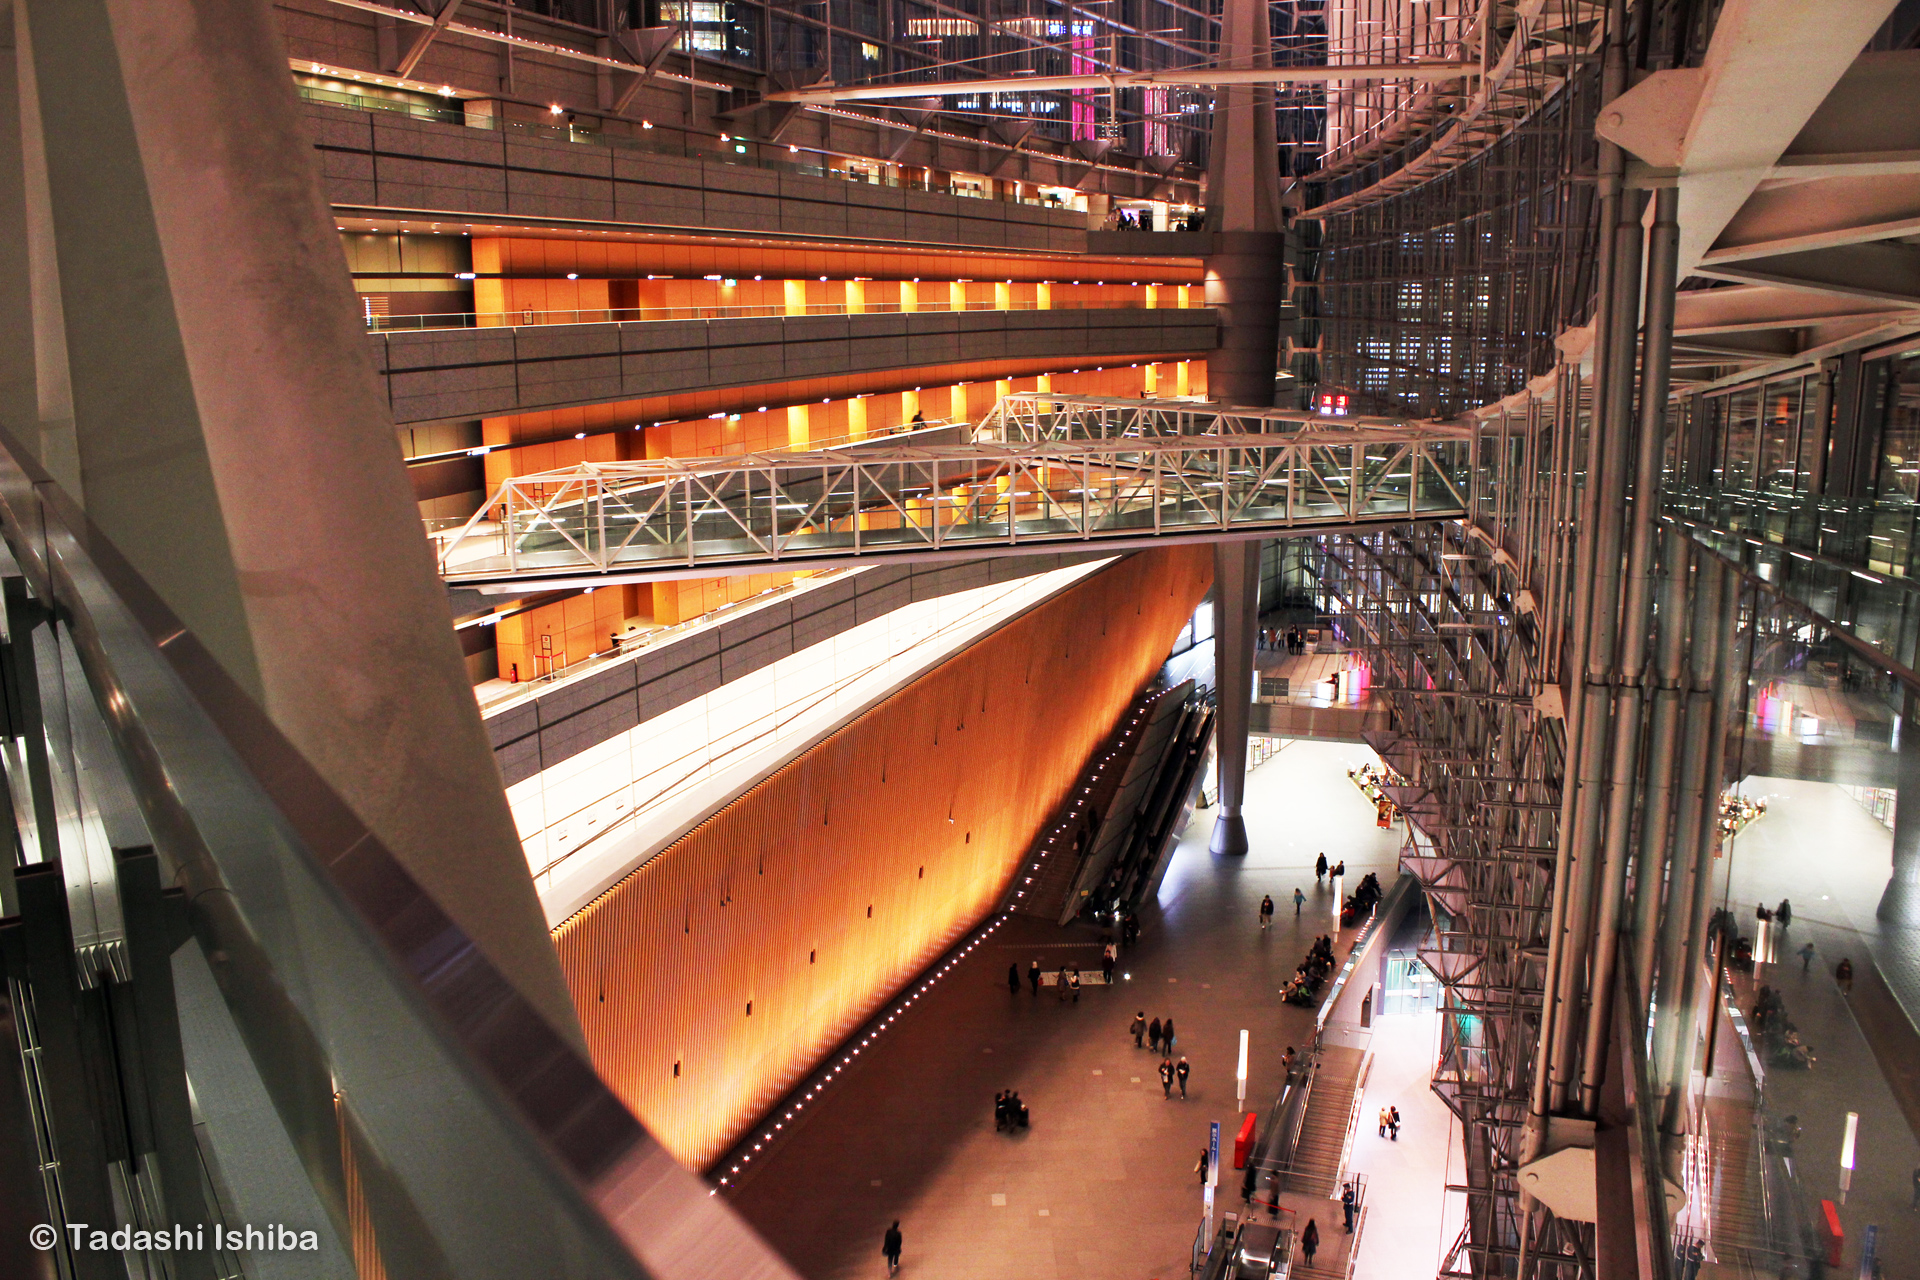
1341;870;1384;929
1283;934;1338;1006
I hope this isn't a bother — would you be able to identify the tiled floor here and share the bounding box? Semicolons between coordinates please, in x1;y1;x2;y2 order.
1716;777;1920;1274
1346;1012;1455;1280
731;739;1405;1280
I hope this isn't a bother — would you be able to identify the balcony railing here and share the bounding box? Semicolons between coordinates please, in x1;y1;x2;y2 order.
366;297;1201;332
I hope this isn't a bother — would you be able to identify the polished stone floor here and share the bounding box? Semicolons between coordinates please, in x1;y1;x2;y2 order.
730;739;1404;1280
1715;777;1920;1275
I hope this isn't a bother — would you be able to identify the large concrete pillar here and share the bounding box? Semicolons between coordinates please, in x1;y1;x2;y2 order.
1201;0;1287;409
17;0;583;1046
1878;689;1920;924
1210;540;1260;855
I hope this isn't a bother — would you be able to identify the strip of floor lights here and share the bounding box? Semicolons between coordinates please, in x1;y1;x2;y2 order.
711;701;1152;1192
711;913;1011;1193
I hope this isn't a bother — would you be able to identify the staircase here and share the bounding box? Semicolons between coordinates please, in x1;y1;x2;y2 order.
1703;1109;1770;1257
1289;1046;1368;1199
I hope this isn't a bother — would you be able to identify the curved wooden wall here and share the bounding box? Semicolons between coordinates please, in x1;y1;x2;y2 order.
551;545;1213;1170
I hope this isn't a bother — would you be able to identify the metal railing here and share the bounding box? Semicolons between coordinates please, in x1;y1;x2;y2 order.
0;422;793;1278
298;84;1201;214
434;399;1472;587
365;297;1198;333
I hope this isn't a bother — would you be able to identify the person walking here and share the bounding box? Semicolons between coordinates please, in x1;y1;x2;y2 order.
1162;1017;1176;1050
1066;966;1082;1004
1293;887;1306;916
1007;963;1021;995
1315;853;1329;884
1388;1105;1401;1140
1379;1106;1390;1138
1300;1219;1319;1267
1195;1148;1210;1189
1259;895;1275;930
1776;898;1792;929
1797;941;1816;973
1148;1016;1163;1054
882;1222;903;1275
1837;957;1854;995
1177;1056;1190;1099
1131;1011;1147;1048
1160;1058;1175;1099
1102;941;1117;984
1341;1182;1356;1233
1028;958;1041;996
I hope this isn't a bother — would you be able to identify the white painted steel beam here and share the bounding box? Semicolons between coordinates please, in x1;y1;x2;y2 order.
765;62;1479;105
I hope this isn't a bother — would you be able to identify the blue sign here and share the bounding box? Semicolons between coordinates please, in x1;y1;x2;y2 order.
1857;1224;1877;1280
1209;1121;1221;1185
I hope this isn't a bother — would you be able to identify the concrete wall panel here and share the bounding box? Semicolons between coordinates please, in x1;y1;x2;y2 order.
549;545;1212;1170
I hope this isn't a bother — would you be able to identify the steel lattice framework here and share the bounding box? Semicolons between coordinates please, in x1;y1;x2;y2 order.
1314;41;1605;419
437;399;1472;587
1306;374;1599;1279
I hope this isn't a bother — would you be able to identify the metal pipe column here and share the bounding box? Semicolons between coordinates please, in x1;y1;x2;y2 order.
1630;530;1691;998
1578;185;1679;1109
1549;185;1645;1114
1530;0;1630;1134
1664;564;1742;1133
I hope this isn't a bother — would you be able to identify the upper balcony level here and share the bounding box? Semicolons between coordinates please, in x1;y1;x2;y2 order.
303;98;1202;256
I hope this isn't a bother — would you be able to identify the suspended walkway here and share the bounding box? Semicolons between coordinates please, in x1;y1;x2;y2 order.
438;395;1473;591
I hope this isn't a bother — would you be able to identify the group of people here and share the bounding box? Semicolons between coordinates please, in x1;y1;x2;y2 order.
1130;1011;1179;1054
1159;1055;1192;1099
1341;871;1384;928
1314;853;1345;884
1751;985;1816;1070
1377;1104;1403;1139
1284;935;1337;1006
992;1089;1031;1131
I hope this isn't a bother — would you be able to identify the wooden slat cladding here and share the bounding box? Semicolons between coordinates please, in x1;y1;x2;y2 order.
552;545;1213;1170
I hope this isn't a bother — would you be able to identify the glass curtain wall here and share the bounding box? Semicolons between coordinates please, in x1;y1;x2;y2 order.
644;0;1225;159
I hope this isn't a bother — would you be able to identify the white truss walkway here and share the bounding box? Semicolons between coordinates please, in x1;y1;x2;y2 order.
438;396;1473;591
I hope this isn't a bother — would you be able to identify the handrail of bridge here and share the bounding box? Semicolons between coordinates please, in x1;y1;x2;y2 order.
981;393;1434;443
436;396;1473;587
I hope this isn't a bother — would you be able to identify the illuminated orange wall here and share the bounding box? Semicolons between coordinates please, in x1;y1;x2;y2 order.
494;585;639;682
480;362;1210;484
470;235;1205;287
551;545;1213;1169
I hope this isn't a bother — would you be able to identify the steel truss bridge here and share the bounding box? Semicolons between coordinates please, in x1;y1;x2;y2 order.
437;396;1472;591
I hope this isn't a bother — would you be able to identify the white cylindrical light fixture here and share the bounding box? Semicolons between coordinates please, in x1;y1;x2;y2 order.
1237;1029;1250;1104
1841;1111;1859;1169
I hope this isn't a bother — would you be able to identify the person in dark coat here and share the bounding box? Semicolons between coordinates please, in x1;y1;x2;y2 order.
1162;1017;1176;1050
1195;1147;1209;1188
1131;1011;1147;1048
1315;853;1329;883
1259;895;1275;930
1388;1105;1401;1140
1028;958;1042;996
1776;898;1792;928
1301;1219;1320;1266
883;1221;903;1274
1159;1057;1175;1098
994;1091;1008;1131
1148;1016;1163;1054
1007;963;1021;995
1341;1182;1356;1232
1176;1057;1190;1099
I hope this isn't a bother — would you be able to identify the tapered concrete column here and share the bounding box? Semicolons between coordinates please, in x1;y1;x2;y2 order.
1204;233;1289;408
1209;540;1259;856
1878;690;1920;924
18;0;582;1046
1202;0;1286;409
